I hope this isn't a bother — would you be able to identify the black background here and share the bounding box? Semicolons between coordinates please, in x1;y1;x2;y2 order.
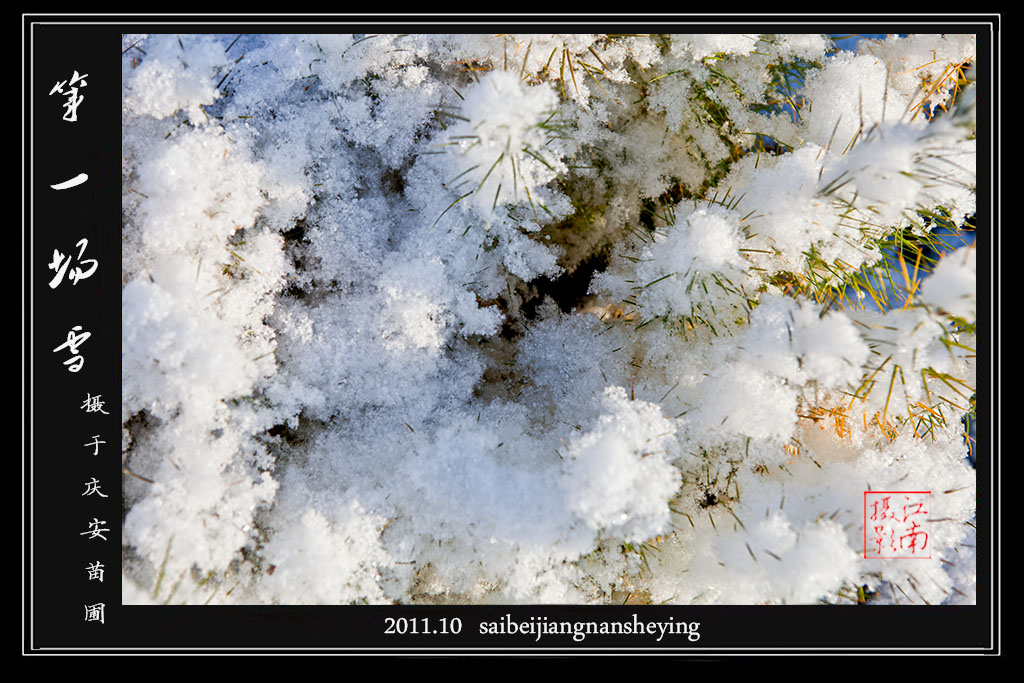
24;15;998;655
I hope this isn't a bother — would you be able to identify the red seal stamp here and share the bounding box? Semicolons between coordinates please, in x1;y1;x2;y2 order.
863;491;931;559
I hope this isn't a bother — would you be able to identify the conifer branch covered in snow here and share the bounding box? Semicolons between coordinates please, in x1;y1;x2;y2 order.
120;32;978;606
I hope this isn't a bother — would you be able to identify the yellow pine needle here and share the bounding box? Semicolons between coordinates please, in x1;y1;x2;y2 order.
519;41;531;80
559;48;567;98
588;46;611;74
542;46;558;79
872;413;897;442
578;58;608;95
848;354;892;409
896;57;944;76
881;364;899;427
862;277;888;311
565;48;581;101
913;401;943;418
897;249;922;309
910;61;963;120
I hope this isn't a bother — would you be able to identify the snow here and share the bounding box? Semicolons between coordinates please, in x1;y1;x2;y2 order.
449;70;564;214
920;244;977;322
562;387;680;542
120;33;977;606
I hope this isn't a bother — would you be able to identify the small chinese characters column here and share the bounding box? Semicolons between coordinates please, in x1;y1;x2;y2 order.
32;24;118;646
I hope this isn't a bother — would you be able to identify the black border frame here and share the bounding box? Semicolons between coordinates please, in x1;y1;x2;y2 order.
24;13;999;656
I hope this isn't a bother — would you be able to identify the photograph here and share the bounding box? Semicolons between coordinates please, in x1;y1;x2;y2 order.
119;28;978;605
